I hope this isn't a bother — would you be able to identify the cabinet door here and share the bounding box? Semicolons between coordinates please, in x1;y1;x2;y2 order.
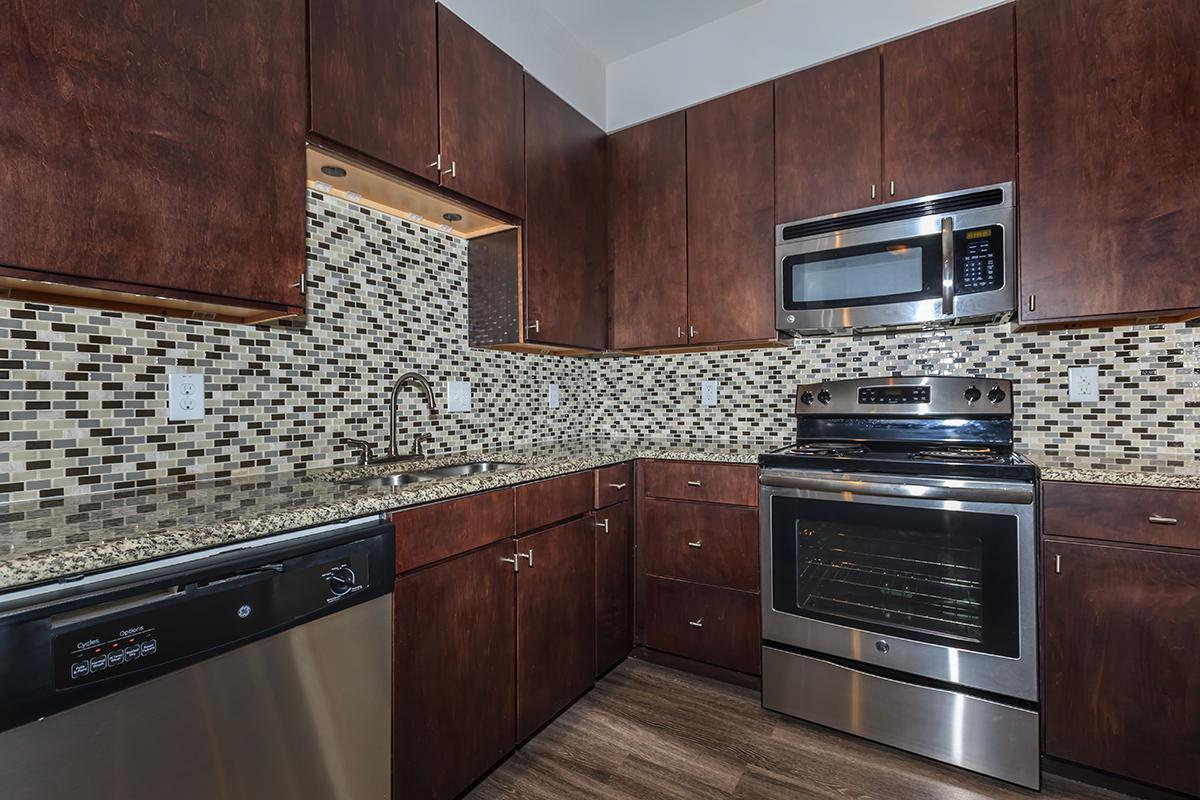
686;84;776;346
393;540;516;800
1017;0;1200;324
437;5;525;218
516;516;596;740
775;49;881;222
595;500;633;677
882;5;1014;202
308;0;438;182
1042;539;1200;796
0;1;306;307
524;77;607;350
609;113;688;350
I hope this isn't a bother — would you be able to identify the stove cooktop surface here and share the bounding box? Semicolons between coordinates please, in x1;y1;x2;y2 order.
760;441;1037;481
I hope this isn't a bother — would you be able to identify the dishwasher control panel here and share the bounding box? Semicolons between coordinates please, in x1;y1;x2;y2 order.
50;546;372;691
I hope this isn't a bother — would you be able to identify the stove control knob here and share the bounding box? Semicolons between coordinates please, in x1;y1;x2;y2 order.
326;565;356;597
987;386;1007;404
800;391;815;406
963;385;982;404
817;389;832;405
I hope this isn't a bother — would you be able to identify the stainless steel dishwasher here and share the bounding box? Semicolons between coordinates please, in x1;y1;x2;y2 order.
0;517;394;800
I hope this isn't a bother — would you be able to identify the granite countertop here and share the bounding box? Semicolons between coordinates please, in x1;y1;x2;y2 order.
1029;451;1200;491
0;439;772;594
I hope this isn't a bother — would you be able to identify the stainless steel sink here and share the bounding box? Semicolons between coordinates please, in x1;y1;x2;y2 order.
422;461;522;477
346;472;436;489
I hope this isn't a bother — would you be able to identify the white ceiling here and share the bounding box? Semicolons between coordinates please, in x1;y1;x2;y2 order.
535;0;762;63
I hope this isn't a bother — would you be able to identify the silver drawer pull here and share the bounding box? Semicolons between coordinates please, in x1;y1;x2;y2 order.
1148;515;1178;525
608;482;627;490
688;618;704;628
597;518;609;534
686;480;702;487
517;549;533;567
687;540;702;549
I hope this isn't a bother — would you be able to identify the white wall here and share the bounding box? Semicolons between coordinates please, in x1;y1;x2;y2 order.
439;0;606;128
606;0;1004;131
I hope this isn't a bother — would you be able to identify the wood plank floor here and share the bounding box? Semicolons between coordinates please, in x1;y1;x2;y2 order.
467;658;1131;800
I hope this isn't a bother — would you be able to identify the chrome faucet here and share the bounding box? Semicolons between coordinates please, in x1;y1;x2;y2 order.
386;372;437;461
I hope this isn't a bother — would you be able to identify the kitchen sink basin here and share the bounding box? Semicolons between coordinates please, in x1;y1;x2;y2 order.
422;461;522;477
346;472;436;489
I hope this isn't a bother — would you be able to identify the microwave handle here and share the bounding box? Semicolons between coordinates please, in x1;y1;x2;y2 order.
941;217;955;316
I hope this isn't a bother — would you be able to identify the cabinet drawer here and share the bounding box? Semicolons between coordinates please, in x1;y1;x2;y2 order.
595;463;633;509
642;460;757;507
1043;481;1200;551
642;499;758;591
392;489;515;573
515;471;593;533
642;576;760;675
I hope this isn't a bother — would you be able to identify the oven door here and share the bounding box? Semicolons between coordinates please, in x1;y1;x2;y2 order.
759;469;1037;701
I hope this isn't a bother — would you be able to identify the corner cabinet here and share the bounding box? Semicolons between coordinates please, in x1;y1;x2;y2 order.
1015;0;1200;326
0;0;306;322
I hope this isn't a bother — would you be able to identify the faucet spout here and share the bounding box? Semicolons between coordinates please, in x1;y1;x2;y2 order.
388;372;437;458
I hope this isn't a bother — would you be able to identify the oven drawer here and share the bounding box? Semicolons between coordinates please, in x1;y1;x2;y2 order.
642;499;758;591
595;463;632;509
642;461;757;507
642;576;760;675
1043;481;1199;551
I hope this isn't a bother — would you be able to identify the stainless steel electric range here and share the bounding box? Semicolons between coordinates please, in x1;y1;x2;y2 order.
758;375;1039;789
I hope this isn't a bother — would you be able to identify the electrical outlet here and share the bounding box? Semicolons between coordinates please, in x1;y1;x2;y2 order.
1068;366;1100;402
447;381;471;412
701;380;718;407
168;373;205;421
548;383;560;409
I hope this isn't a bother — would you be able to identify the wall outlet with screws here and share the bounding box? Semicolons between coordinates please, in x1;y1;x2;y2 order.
447;381;471;412
701;380;718;407
168;373;205;421
547;383;560;409
1068;366;1100;402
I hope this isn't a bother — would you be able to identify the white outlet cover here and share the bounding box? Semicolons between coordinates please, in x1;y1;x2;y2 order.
701;380;718;407
168;372;205;421
1068;366;1100;402
548;383;560;409
447;381;471;412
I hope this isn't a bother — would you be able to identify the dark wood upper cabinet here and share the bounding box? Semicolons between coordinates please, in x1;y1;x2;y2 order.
1016;0;1200;325
393;539;516;800
775;49;882;223
609;112;689;350
0;0;306;313
1042;538;1200;797
524;76;608;350
881;5;1015;202
308;0;438;182
516;516;596;740
686;84;776;346
437;5;525;219
595;500;633;677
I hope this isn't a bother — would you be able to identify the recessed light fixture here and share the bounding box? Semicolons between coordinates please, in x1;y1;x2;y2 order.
442;212;463;222
320;165;347;178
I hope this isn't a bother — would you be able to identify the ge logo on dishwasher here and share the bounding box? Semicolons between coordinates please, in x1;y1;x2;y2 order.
237;604;252;619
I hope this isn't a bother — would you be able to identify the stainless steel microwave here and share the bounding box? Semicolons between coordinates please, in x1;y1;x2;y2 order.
775;183;1015;335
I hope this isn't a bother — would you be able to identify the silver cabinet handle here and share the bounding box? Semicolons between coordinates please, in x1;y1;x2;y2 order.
500;555;519;573
1054;554;1061;574
1149;515;1178;525
688;618;704;628
871;183;877;200
940;216;955;316
688;325;697;338
529;319;540;334
517;549;533;567
290;274;305;293
442;160;457;179
686;480;702;487
597;518;609;534
687;540;702;549
428;154;442;170
889;180;895;196
676;325;684;339
608;482;627;490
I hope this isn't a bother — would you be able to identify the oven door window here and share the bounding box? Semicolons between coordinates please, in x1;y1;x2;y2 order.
782;234;942;311
769;496;1019;657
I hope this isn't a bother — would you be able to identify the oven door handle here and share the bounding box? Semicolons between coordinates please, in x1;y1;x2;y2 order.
759;468;1034;505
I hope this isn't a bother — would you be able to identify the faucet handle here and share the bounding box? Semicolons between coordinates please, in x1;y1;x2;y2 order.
341;438;374;467
413;433;433;458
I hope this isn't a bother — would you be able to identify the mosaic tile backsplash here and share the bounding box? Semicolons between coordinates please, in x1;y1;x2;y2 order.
1;189;1197;505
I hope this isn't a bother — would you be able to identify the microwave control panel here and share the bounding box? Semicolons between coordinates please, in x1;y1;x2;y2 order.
954;225;1004;294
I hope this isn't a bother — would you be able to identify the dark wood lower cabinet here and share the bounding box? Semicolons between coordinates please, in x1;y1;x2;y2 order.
595;500;633;676
516;515;597;741
1042;538;1200;797
641;575;760;676
393;539;516;800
